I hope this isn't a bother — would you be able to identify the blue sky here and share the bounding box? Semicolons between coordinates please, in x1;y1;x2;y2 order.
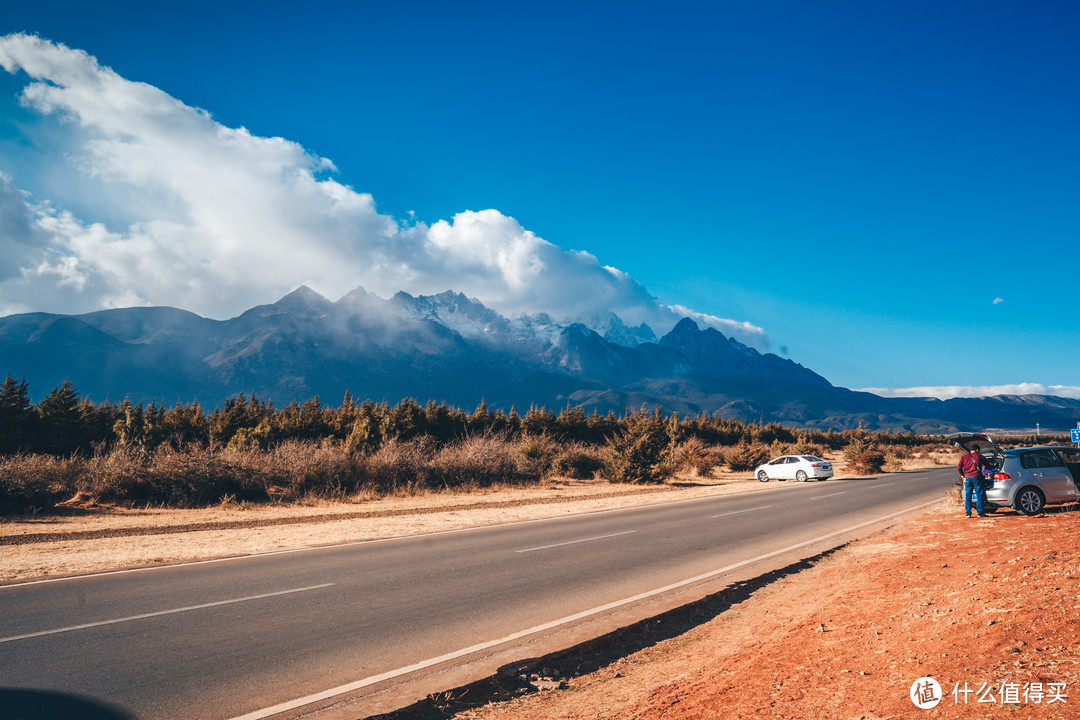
0;1;1078;397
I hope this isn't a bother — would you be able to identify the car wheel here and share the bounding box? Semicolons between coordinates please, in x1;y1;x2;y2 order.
1015;487;1045;516
757;471;769;482
795;470;808;482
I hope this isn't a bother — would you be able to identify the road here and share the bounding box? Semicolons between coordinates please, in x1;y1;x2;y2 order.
0;468;954;719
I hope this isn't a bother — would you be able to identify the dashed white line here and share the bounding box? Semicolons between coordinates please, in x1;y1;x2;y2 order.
712;505;772;518
867;483;895;489
517;530;637;553
810;492;847;500
0;583;335;644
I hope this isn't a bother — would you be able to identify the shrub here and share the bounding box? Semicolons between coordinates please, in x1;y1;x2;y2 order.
844;435;886;475
726;443;770;472
791;440;829;459
603;411;670;484
226;420;273;451
0;454;77;513
82;446;150;503
145;450;255;506
883;452;905;473
674;437;724;476
430;434;526;488
361;437;435;493
253;440;360;500
550;442;605;479
849;450;887;475
344;414;388;455
883;444;911;460
84;444;272;506
516;433;559;479
944;482;964;509
768;439;792;458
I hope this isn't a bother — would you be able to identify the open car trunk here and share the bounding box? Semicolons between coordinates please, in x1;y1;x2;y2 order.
946;432;1005;471
1055;447;1080;484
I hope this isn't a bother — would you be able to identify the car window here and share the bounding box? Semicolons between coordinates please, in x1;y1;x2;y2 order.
1019;449;1065;469
801;456;822;462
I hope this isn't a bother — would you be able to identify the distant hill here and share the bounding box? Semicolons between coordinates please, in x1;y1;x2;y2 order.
2;286;1078;432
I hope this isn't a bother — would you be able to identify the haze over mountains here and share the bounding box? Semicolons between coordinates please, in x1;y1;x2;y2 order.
2;287;1078;432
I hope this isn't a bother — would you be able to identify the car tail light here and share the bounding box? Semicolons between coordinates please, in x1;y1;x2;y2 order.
993;472;1012;481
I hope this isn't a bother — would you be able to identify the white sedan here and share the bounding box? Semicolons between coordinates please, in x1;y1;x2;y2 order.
755;455;833;482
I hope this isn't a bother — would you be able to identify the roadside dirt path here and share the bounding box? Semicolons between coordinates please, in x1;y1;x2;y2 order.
0;486;678;547
0;473;778;582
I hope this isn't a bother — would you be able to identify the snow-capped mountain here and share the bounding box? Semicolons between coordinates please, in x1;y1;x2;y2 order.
2;286;1076;430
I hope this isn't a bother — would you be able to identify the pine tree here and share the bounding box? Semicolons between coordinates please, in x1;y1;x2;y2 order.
388;398;424;439
36;380;83;455
0;375;34;454
603;409;669;484
113;399;144;447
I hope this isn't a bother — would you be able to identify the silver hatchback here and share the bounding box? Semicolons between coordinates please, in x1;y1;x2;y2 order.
947;432;1080;515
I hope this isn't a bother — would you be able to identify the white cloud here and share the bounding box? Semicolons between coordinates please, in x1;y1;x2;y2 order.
0;33;768;347
0;172;44;281
669;305;770;348
859;384;1080;400
993;297;1004;305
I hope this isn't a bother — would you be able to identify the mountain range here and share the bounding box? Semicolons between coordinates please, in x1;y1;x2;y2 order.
1;286;1078;432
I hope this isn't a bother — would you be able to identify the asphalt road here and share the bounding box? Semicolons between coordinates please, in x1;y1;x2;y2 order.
0;468;954;719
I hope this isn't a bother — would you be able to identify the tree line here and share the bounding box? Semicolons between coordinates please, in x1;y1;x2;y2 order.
0;375;932;457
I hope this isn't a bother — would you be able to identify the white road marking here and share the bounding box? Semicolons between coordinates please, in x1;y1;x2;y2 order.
0;488;782;590
517;530;637;553
0;583;335;644
867;483;895;489
712;505;771;518
810;492;847;500
227;498;943;720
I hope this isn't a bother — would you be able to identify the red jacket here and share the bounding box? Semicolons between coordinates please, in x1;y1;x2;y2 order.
957;451;985;478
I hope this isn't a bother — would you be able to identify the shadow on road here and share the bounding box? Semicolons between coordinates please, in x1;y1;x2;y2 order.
0;689;134;720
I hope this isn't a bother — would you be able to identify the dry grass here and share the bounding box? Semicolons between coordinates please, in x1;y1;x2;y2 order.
930;481;966;515
673;437;725;476
1;423;962;516
0;435;568;513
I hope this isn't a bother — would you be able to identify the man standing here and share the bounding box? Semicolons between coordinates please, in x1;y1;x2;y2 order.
958;447;987;517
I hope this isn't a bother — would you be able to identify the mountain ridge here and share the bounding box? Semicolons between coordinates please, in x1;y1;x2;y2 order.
1;286;1077;432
